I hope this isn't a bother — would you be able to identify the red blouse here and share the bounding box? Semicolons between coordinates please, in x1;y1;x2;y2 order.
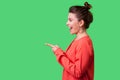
53;36;94;80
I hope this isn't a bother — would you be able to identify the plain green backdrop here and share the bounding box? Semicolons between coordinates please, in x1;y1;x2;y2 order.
0;0;120;80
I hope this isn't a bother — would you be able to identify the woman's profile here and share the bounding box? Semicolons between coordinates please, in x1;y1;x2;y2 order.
45;2;94;80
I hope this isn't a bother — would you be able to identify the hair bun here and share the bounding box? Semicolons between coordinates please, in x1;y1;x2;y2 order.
84;2;92;10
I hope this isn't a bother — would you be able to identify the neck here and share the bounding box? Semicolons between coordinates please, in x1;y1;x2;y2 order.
76;28;88;40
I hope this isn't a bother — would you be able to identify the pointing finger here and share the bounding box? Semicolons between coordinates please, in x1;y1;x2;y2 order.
45;43;54;48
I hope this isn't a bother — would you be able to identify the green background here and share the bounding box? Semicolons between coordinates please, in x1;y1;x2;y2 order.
0;0;120;80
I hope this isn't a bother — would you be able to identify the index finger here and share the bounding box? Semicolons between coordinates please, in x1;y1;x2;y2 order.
45;43;54;48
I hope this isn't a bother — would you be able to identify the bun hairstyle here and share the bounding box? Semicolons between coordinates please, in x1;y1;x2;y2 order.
84;2;92;10
69;2;93;29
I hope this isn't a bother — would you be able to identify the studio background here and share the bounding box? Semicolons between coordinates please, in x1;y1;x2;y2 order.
0;0;120;80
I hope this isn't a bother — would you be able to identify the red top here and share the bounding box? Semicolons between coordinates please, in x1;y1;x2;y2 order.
54;36;94;80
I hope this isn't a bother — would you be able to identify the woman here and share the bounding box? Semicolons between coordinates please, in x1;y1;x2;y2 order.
46;2;94;80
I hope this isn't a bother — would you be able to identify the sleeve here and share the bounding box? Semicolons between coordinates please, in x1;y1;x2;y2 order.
53;40;92;78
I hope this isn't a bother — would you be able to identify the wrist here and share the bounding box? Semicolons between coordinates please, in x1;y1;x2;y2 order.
52;47;59;52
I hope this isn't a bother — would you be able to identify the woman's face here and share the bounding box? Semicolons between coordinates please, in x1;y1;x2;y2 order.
66;13;80;34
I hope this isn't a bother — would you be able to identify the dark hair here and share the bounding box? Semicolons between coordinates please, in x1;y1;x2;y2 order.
69;2;93;29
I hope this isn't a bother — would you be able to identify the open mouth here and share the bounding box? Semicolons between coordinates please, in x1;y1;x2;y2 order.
70;27;73;30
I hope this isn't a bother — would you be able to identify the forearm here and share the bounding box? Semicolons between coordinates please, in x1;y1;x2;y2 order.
54;48;82;78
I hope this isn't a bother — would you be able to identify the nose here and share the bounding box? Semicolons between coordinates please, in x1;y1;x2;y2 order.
66;21;69;26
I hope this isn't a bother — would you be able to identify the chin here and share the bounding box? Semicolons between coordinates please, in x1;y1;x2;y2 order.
70;32;75;35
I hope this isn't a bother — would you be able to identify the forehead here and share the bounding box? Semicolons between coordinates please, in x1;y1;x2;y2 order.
68;13;77;19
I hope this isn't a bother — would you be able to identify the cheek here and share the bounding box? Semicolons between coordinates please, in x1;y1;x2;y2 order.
73;22;79;29
74;26;79;31
70;22;76;27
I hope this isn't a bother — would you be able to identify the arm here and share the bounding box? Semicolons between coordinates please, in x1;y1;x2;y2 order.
53;41;92;78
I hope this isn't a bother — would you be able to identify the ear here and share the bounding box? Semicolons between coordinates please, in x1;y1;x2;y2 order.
78;20;84;27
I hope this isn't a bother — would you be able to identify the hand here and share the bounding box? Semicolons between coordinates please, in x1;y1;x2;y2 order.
45;43;59;51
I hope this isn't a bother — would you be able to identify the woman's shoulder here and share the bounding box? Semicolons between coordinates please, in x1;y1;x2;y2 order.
76;35;91;43
75;36;93;48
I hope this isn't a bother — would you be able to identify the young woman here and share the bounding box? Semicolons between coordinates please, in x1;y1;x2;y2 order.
46;2;94;80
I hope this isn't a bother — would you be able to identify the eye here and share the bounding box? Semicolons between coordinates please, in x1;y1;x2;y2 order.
69;18;72;22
